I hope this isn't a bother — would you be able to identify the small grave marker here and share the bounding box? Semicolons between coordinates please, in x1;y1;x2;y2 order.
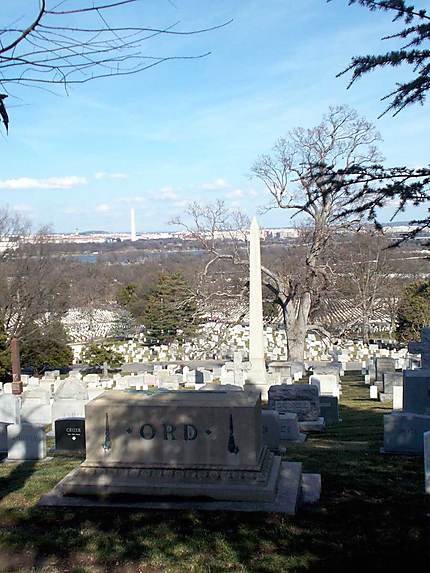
55;417;86;454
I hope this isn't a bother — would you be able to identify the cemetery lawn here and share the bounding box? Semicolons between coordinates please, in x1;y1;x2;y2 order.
0;374;429;573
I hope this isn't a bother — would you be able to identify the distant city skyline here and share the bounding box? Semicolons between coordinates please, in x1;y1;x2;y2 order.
43;220;425;242
1;1;429;233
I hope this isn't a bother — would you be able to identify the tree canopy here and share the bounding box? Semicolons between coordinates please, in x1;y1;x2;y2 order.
321;1;430;235
82;343;123;369
141;272;199;345
338;1;430;117
396;279;430;341
21;339;73;375
0;321;72;380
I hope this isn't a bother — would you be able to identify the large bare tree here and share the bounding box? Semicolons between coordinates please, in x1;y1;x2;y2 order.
173;107;382;361
0;0;228;132
249;105;382;359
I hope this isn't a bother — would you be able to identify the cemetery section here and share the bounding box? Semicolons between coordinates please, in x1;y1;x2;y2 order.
0;372;427;571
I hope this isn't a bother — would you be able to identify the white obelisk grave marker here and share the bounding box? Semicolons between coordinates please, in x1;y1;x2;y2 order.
245;217;269;399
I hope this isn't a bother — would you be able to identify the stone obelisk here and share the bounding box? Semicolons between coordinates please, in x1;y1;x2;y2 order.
11;337;23;395
245;217;269;399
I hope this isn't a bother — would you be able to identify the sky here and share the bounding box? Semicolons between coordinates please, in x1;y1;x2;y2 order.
0;0;429;233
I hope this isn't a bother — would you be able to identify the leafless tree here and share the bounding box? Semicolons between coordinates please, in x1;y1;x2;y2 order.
249;105;382;360
0;0;229;131
0;219;69;343
0;206;29;259
171;201;311;343
171;200;251;307
331;230;397;342
173;109;382;361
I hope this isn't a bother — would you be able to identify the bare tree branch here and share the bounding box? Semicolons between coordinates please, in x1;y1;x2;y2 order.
0;1;231;131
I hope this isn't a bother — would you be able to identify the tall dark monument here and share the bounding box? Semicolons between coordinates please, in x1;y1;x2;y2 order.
11;337;23;395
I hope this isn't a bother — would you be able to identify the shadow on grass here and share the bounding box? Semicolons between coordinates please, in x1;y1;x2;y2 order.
0;460;36;502
0;378;429;573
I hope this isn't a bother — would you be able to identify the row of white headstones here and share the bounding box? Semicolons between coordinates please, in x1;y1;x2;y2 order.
69;325;410;365
0;339;416;431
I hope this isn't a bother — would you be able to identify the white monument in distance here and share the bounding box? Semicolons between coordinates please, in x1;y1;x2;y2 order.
245;217;270;399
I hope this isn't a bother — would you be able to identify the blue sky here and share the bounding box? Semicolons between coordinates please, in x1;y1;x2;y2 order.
1;0;429;233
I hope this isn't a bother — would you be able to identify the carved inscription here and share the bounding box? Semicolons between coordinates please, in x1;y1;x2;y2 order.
138;423;198;441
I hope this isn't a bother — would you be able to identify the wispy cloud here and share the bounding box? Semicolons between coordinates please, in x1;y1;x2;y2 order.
118;195;146;204
95;203;112;213
0;176;87;190
200;178;229;191
227;189;245;199
94;172;128;181
12;203;34;213
172;199;189;209
63;207;84;215
226;188;259;199
153;186;179;201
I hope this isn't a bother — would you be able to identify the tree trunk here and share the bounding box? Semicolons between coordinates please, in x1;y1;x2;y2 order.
285;292;311;362
362;313;370;344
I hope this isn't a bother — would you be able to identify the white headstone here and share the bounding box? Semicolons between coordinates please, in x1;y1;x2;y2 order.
52;378;88;422
0;394;20;424
7;423;46;460
83;374;100;384
21;387;51;425
309;374;340;399
370;385;378;399
393;386;403;410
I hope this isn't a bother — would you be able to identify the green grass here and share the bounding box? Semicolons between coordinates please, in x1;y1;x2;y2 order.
0;374;429;572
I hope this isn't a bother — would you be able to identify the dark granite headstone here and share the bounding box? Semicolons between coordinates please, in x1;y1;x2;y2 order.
319;396;340;425
55;417;86;454
195;370;204;384
268;384;320;421
403;371;430;415
375;357;396;384
382;371;403;395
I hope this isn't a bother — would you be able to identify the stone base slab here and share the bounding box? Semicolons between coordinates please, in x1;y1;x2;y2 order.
380;448;420;456
298;418;325;432
301;473;321;504
49;448;85;459
1;457;53;465
283;434;307;444
11;382;23;395
38;462;312;514
57;453;282;502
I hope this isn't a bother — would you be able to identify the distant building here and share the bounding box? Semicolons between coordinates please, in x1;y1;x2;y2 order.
130;208;137;242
